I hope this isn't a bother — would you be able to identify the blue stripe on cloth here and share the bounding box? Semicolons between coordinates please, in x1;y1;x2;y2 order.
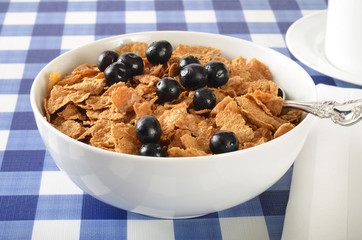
0;171;42;195
1;150;45;171
35;195;83;220
173;217;223;240
0;195;39;220
79;220;127;240
0;221;34;240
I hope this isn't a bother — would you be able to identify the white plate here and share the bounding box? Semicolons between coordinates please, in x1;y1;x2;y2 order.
286;10;362;86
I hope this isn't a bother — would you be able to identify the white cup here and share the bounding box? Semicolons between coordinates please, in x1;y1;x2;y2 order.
324;0;362;76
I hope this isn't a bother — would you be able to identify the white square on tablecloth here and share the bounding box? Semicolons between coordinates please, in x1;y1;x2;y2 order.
31;220;81;240
65;12;97;24
243;10;276;22
61;36;94;50
39;171;83;195
0;36;31;50
185;10;217;23
0;95;18;112
127;220;175;240
125;11;156;23
0;64;25;79
0;131;10;151
219;216;270;240
3;12;37;25
251;34;286;48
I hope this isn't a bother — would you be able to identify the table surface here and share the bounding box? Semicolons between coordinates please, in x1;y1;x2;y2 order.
0;0;355;239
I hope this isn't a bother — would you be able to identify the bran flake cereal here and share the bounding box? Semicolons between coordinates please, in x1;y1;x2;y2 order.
44;42;302;157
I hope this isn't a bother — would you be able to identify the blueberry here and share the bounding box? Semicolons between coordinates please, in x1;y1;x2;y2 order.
204;61;229;87
193;88;216;111
146;40;173;65
178;55;201;70
156;77;181;102
135;115;162;144
97;50;119;72
104;62;130;86
179;63;208;90
139;143;166;157
117;52;144;76
209;130;239;154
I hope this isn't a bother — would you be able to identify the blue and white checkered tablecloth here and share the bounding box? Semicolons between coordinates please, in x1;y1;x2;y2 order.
1;0;356;239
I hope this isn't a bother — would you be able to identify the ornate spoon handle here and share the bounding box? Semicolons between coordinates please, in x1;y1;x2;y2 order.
283;99;362;126
283;100;338;118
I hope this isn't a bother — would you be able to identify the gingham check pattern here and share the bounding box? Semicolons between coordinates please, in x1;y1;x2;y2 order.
0;0;352;239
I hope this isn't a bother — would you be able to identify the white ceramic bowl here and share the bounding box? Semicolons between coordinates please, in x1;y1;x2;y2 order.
30;31;316;219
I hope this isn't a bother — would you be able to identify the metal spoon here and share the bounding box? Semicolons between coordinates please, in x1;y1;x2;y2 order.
279;88;362;126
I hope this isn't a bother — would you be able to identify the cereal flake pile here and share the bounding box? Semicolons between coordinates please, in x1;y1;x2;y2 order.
44;41;302;157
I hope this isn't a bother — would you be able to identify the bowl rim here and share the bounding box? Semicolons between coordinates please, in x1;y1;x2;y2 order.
30;30;317;163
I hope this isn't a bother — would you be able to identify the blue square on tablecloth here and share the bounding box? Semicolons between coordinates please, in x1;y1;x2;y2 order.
68;1;97;11
0;221;34;240
272;10;303;22
0;50;27;63
155;0;184;11
42;151;59;171
187;23;219;33
81;194;127;220
215;10;245;22
174;218;222;240
0;171;42;195
156;10;185;23
218;197;264;218
157;23;187;31
0;195;38;220
17;79;31;95
80;220;127;240
1;25;34;36
35;195;83;220
97;1;125;11
125;23;157;34
217;22;249;34
95;23;125;36
6;130;45;151
0;113;13;130
240;0;271;10
212;0;242;10
0;3;9;13
8;2;38;12
1;150;45;171
183;0;213;10
247;22;280;34
18;79;34;95
36;12;66;24
10;112;37;130
63;24;95;35
0;79;21;94
259;190;289;216
32;24;64;36
125;1;154;11
26;49;60;63
14;95;33;112
264;215;285;240
296;0;327;9
276;22;293;34
67;1;97;12
38;1;67;12
268;0;300;10
97;12;125;24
